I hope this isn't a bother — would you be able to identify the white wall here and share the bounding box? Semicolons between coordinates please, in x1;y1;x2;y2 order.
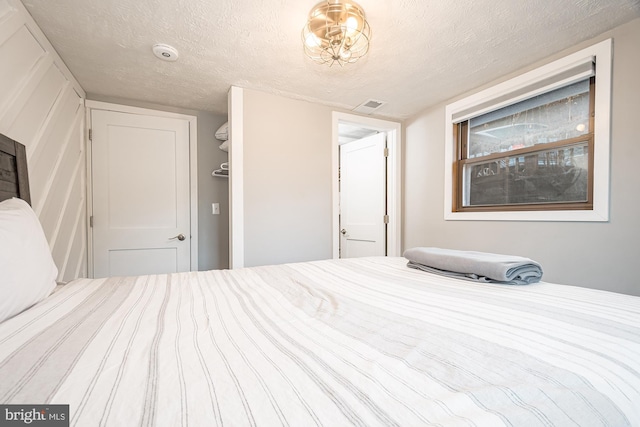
241;89;335;267
404;19;640;296
0;0;87;281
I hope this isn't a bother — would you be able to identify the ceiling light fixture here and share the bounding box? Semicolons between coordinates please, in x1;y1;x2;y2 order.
302;0;371;67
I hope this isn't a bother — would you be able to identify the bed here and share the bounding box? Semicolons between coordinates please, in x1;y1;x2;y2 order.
0;133;30;204
1;138;640;426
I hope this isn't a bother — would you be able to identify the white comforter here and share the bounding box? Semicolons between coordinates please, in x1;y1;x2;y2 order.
1;257;639;426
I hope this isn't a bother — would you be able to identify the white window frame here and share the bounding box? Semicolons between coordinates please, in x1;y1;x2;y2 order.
444;39;612;222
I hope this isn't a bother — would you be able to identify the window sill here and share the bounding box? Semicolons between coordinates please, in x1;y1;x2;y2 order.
444;208;608;222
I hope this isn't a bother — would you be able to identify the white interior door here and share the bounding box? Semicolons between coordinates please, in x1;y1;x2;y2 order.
91;109;191;278
339;132;386;258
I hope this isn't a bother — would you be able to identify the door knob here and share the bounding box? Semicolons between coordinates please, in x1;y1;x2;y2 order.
170;233;186;241
341;229;347;235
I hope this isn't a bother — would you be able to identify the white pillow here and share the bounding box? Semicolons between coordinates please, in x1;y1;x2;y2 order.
0;197;57;323
215;121;228;141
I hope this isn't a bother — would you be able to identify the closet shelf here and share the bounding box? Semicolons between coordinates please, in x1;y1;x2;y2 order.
212;161;228;178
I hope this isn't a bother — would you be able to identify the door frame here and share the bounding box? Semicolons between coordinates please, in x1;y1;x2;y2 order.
332;112;402;258
84;100;199;277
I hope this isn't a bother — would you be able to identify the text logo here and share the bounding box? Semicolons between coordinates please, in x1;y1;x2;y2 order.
0;405;68;427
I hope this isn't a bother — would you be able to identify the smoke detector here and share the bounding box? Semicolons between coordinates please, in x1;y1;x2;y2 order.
152;44;179;62
352;99;387;115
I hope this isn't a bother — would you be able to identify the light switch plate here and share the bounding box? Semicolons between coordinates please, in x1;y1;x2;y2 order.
212;203;220;215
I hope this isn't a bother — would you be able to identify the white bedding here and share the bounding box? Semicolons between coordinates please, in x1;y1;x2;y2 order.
1;257;639;426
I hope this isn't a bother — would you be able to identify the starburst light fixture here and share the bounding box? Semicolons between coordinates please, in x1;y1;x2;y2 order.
302;0;371;67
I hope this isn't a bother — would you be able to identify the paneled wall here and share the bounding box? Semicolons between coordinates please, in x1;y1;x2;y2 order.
0;0;87;281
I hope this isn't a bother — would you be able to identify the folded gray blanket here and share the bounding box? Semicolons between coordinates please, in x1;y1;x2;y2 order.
404;247;543;285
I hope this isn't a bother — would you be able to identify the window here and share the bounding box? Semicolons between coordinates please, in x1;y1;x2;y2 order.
444;39;611;222
456;78;594;211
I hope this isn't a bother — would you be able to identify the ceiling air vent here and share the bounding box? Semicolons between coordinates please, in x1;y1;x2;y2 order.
352;99;387;115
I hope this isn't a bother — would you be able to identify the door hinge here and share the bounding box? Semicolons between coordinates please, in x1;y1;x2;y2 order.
384;214;389;224
384;147;389;157
89;216;93;228
88;129;92;141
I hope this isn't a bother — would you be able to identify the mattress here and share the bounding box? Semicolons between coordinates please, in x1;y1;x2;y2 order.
1;257;639;426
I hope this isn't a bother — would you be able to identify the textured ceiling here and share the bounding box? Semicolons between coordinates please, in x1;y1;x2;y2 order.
20;0;640;119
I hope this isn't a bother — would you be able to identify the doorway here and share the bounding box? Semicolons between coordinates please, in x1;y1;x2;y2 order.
332;112;402;258
86;101;198;278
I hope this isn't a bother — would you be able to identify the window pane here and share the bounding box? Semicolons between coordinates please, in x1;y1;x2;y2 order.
468;80;590;159
463;143;589;206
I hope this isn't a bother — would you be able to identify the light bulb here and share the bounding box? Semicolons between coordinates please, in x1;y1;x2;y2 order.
339;49;352;60
305;32;321;48
345;16;359;34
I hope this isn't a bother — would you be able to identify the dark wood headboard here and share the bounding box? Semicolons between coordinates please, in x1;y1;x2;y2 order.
0;133;31;205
